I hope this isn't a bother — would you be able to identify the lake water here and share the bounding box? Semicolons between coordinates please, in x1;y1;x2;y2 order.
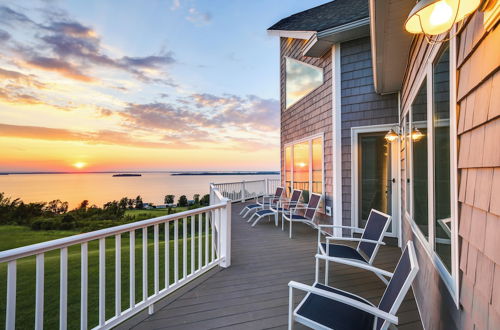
0;173;280;208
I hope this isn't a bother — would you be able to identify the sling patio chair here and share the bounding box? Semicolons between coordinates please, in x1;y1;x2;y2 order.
288;241;419;330
282;193;322;238
240;186;284;218
316;209;392;285
248;189;303;227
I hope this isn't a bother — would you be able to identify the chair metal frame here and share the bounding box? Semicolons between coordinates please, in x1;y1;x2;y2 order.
239;186;285;218
282;193;322;239
316;209;392;285
288;241;419;330
248;189;303;227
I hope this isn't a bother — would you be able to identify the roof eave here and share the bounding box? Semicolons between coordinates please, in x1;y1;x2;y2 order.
370;0;414;94
303;17;370;58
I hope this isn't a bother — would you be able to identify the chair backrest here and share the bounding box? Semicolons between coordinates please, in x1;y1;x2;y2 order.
304;193;321;220
285;189;302;210
272;187;284;204
357;209;392;263
376;241;419;330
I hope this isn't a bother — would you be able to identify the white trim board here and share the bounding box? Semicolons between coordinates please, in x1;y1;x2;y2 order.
331;43;342;236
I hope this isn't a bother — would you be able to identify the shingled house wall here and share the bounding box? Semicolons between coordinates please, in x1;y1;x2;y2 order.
280;37;333;222
400;11;500;329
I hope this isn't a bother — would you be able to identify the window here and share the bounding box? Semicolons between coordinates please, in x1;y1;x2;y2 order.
403;42;456;294
411;80;429;238
433;46;451;272
284;135;324;202
285;57;324;108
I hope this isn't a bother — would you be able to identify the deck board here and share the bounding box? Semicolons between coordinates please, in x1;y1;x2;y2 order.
128;202;423;330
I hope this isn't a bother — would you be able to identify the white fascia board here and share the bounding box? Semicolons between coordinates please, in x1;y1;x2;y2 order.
267;30;315;40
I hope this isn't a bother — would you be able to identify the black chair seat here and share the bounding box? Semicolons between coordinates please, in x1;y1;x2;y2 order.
296;283;375;330
320;243;367;263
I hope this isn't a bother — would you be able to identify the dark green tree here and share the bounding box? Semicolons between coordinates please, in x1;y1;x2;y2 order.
178;195;188;207
119;197;128;209
193;194;200;205
164;194;175;204
200;194;210;206
135;195;144;209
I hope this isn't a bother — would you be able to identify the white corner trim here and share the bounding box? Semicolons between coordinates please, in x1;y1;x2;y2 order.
331;43;343;237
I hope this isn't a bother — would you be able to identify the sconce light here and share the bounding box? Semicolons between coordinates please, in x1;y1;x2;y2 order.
404;0;496;42
384;129;399;143
411;127;425;142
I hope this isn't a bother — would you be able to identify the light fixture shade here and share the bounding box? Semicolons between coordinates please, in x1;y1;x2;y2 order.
405;0;482;35
384;129;399;142
411;127;425;142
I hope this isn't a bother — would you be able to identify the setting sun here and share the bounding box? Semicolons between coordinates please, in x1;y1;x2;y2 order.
73;162;87;169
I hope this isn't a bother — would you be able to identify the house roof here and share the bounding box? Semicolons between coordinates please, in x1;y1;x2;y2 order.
267;0;369;33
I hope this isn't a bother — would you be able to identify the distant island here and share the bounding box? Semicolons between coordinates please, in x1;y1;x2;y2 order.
171;171;279;176
112;173;142;177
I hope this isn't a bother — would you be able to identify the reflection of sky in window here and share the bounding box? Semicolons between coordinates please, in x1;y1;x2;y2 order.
285;58;323;108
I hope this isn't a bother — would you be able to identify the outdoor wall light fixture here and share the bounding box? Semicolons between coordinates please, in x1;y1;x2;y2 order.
411;127;425;142
384;129;400;142
405;0;497;42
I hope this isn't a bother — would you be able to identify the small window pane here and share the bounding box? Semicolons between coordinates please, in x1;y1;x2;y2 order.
312;138;323;194
293;141;309;201
285;146;292;196
412;80;428;238
285;58;323;108
433;47;451;272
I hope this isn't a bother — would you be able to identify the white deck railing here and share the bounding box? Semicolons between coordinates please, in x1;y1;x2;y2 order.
0;190;231;330
211;178;281;202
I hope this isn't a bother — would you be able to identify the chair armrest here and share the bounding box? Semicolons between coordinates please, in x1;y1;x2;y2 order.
288;281;398;325
318;225;360;230
315;254;394;278
325;237;386;246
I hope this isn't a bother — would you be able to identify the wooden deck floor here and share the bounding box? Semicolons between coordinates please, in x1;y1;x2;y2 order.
125;202;423;330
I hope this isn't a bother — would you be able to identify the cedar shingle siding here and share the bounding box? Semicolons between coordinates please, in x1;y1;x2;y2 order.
340;37;398;227
400;11;500;329
280;37;333;220
456;11;500;330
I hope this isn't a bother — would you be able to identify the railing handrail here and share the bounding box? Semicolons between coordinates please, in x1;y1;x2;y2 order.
212;179;277;185
0;202;226;263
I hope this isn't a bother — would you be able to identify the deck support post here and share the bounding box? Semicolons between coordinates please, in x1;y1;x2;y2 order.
220;198;232;267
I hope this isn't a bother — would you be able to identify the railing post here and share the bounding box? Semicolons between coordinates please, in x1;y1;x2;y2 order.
241;181;246;202
209;183;214;205
219;198;232;268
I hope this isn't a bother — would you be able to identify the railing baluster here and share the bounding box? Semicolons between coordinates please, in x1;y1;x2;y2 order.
6;260;16;330
99;239;105;326
60;247;68;330
165;222;169;288
191;215;195;275
115;234;121;316
174;219;179;283
81;243;88;330
198;214;202;271
129;230;135;308
205;212;209;266
183;217;187;280
211;210;216;262
142;227;148;302
153;224;159;294
35;253;44;330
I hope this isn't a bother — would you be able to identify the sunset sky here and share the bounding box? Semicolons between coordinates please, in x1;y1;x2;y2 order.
0;0;328;172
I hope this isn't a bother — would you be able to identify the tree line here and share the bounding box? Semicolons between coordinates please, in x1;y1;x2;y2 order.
0;192;210;232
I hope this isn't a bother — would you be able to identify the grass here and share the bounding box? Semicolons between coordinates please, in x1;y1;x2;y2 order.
0;214;214;329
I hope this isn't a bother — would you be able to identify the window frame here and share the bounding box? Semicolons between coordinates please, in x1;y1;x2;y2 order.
284;56;324;109
284;133;325;202
400;40;459;306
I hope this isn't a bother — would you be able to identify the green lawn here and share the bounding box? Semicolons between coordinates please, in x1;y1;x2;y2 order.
0;216;214;329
